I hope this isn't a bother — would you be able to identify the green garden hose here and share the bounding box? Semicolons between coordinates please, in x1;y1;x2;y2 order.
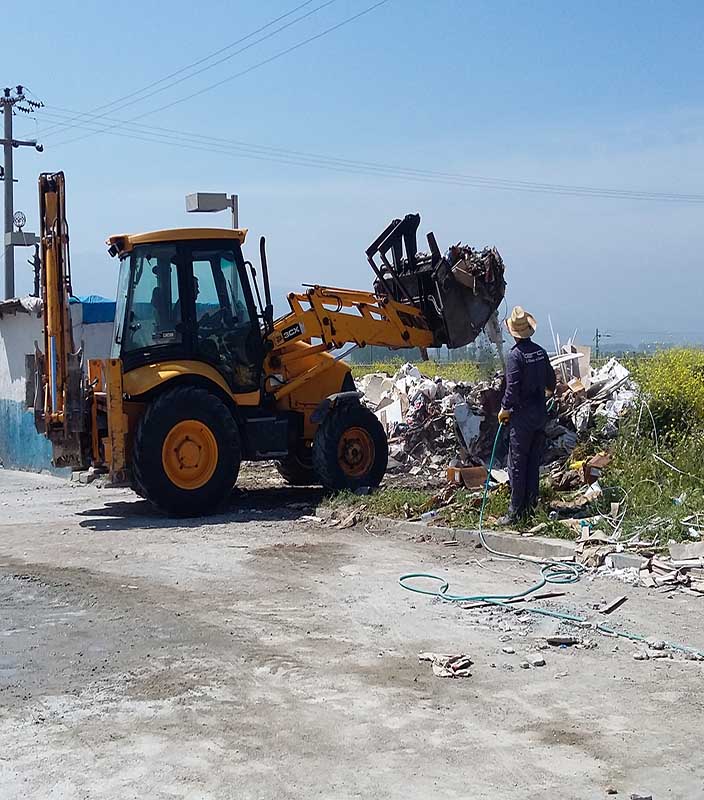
399;423;704;659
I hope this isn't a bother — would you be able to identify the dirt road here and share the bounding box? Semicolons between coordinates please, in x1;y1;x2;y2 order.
0;467;702;799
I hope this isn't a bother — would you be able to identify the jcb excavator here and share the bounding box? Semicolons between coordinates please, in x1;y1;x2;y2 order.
29;172;506;515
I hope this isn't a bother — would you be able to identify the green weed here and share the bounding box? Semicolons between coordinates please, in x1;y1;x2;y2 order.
632;348;704;434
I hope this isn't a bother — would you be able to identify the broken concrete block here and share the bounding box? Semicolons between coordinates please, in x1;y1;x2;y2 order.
668;540;704;561
683;652;704;661
358;373;394;407
545;635;579;647
530;656;546;667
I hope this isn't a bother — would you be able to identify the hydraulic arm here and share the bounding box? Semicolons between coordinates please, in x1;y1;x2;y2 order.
31;172;86;466
264;214;506;405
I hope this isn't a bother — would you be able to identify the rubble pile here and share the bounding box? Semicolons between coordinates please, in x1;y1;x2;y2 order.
357;351;704;598
357;349;637;486
549;354;636;452
357;364;503;482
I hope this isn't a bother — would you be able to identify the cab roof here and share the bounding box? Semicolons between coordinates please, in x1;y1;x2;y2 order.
106;227;248;255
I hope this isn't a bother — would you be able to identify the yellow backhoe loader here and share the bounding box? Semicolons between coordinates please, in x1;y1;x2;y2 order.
28;172;506;515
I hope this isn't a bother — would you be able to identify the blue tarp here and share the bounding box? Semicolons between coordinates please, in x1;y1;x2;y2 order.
69;295;116;325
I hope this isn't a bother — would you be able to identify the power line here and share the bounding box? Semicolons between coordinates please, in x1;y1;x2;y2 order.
34;107;704;204
49;0;392;148
37;0;340;140
36;107;704;203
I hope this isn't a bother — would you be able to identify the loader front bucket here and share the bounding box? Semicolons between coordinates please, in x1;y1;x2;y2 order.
366;213;507;350
432;245;506;348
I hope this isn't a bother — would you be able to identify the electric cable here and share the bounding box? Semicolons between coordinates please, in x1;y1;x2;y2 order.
33;104;704;203
36;0;331;138
31;108;704;205
49;0;392;148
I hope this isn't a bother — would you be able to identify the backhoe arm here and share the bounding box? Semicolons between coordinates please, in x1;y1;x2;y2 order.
265;283;435;418
38;171;74;425
31;171;86;467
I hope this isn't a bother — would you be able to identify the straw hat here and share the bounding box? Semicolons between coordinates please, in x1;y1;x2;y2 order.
506;306;537;339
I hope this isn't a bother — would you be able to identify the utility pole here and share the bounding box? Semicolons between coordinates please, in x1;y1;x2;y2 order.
1;85;43;299
594;327;611;360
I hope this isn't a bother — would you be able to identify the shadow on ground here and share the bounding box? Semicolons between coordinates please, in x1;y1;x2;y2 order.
77;486;327;532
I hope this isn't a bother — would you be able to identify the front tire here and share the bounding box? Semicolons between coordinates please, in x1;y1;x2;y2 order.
133;385;241;516
312;403;388;492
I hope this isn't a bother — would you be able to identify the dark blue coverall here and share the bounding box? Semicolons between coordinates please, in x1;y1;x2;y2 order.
502;339;557;519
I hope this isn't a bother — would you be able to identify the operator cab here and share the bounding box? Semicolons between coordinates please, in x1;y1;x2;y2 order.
108;229;264;394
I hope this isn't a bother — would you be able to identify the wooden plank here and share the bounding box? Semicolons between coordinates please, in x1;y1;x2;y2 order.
461;590;566;610
599;595;628;615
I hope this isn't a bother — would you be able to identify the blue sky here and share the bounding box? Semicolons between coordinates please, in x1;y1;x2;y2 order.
6;0;704;348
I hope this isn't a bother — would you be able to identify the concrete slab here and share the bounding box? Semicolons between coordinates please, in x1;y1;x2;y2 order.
0;467;702;799
396;519;576;560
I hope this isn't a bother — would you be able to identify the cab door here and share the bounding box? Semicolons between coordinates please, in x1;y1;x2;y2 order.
186;243;264;393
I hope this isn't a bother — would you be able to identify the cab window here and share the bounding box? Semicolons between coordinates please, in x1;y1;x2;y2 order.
122;245;181;353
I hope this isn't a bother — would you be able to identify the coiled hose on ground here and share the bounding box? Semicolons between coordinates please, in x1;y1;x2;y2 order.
399;423;704;658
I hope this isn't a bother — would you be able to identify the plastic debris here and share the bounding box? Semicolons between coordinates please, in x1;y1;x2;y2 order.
418;652;473;678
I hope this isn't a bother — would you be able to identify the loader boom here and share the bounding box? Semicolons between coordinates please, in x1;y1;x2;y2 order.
267;285;434;402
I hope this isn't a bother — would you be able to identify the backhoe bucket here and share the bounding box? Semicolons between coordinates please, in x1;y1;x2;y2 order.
367;214;506;349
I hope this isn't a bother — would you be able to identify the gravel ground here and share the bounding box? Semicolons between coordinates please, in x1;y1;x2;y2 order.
0;465;703;799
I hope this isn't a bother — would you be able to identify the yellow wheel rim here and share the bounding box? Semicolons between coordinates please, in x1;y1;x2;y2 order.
162;419;219;490
337;427;375;478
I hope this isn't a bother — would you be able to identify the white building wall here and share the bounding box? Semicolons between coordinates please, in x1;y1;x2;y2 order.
0;305;113;473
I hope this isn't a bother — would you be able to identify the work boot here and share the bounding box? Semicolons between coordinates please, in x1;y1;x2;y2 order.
496;514;520;528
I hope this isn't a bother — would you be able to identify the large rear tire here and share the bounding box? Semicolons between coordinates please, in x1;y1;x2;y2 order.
312;403;388;492
133;385;241;516
275;447;318;486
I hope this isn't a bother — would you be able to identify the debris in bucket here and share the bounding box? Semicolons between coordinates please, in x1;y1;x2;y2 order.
418;652;473;678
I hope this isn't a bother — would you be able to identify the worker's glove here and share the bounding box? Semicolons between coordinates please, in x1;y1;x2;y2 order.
498;408;511;425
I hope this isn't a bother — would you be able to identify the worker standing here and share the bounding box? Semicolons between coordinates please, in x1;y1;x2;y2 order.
497;307;556;525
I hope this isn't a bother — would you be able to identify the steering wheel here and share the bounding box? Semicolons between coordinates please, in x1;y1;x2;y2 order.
198;307;226;331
